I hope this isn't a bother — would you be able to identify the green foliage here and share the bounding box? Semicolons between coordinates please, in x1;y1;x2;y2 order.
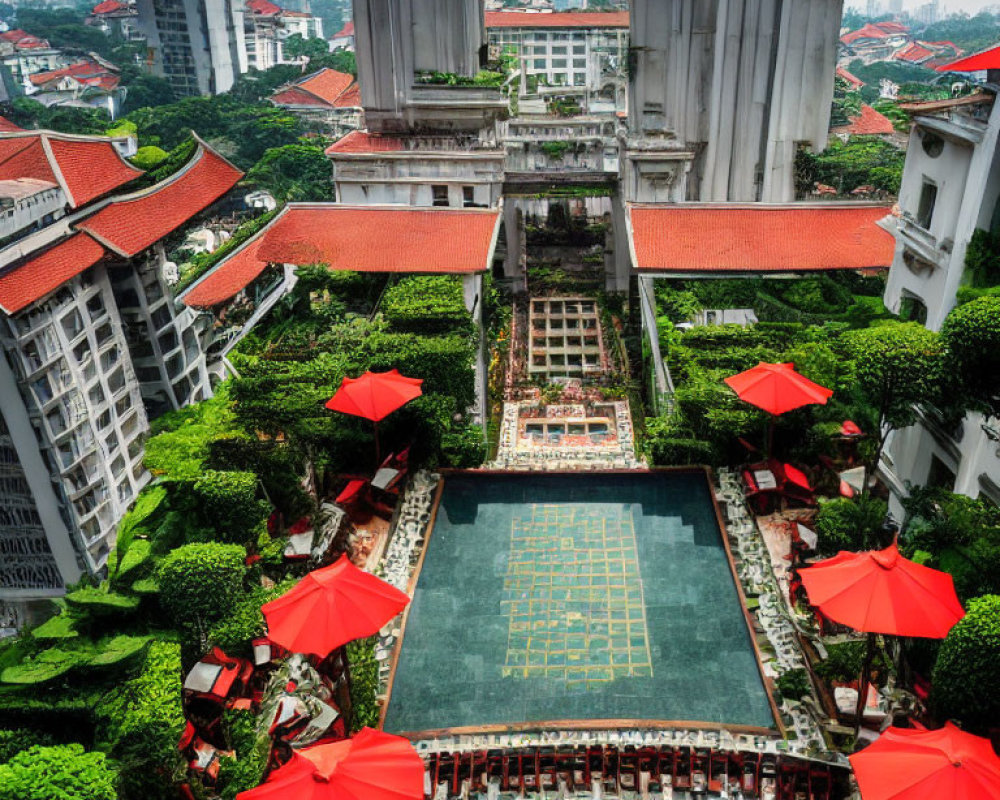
415;69;504;87
63;587;140;617
814;640;890;685
901;486;1000;600
130;145;169;170
191;470;269;545
0;647;86;685
841;322;943;433
215;708;268;800
207;581;290;658
0;744;117;800
145;387;241;479
645;416;716;465
281;34;330;62
775;668;810;702
813;496;888;555
246;144;334;202
381;276;473;334
440;425;487;468
941;294;1000;417
964;228;1000;288
346;636;379;732
109;486;167;578
920;13;1000;56
157;543;247;638
795;137;904;196
94;641;186;800
120;72;179;114
0;728;56;763
540;140;572;160
7;97;109;135
176;207;281;294
81;635;152;669
931;595;1000;733
30;612;79;640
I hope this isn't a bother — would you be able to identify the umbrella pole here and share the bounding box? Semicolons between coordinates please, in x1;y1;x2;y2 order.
374;421;381;467
854;632;877;739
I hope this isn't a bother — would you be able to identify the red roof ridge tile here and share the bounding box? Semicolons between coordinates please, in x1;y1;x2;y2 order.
75;137;243;257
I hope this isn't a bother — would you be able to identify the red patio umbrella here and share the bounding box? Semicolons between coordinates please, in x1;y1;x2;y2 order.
800;542;964;733
937;44;1000;72
326;369;423;463
725;362;833;453
798;541;964;638
262;553;410;658
236;726;424;800
849;722;1000;800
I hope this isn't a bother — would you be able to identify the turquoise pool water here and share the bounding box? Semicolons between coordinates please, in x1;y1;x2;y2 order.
383;472;774;733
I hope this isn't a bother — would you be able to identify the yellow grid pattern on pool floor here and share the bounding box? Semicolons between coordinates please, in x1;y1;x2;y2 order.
500;503;653;687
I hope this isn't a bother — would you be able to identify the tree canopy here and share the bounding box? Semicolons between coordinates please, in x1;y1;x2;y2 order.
246;144;335;201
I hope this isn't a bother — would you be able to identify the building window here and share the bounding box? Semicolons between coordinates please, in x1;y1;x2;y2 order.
574;73;586;86
899;294;928;325
573;44;585;54
552;59;567;68
551;46;567;55
462;186;476;207
921;131;944;158
432;185;449;207
916;180;937;230
533;58;546;69
573;58;586;68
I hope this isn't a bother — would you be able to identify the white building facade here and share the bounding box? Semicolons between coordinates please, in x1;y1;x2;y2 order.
880;88;1000;513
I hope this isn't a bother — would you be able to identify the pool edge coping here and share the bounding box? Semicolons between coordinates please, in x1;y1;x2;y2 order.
379;466;784;740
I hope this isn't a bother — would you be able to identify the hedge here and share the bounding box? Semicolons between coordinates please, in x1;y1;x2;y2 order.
381;276;473;335
0;744;118;800
931;594;1000;733
157;543;247;636
94;641;187;800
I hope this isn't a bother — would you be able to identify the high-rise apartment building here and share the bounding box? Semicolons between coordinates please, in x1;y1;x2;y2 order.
0;132;242;625
136;0;249;95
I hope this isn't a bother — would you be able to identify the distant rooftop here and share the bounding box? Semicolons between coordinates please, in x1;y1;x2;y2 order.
485;10;628;29
831;104;895;137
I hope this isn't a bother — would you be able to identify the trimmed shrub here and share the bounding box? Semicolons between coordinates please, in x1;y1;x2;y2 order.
157;543;247;638
94;641;187;800
931;594;1000;733
215;708;268;800
0;744;117;800
381;276;473;334
191;470;270;544
776;668;810;702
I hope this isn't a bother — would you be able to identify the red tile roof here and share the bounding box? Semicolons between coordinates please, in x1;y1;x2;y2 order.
182;228;270;308
629;204;895;274
894;42;934;63
873;21;908;34
254;204;501;273
246;0;281;15
0;234;105;314
271;68;358;109
938;43;1000;72
325;130;405;154
271;86;329;107
485;10;628;28
92;0;128;13
29;61;120;90
0;30;50;49
76;141;243;257
332;20;353;38
836;66;864;89
0;116;22;133
841;23;890;45
832;104;895;136
0;133;143;207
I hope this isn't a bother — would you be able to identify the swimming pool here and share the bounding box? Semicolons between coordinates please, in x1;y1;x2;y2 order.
383;471;776;735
